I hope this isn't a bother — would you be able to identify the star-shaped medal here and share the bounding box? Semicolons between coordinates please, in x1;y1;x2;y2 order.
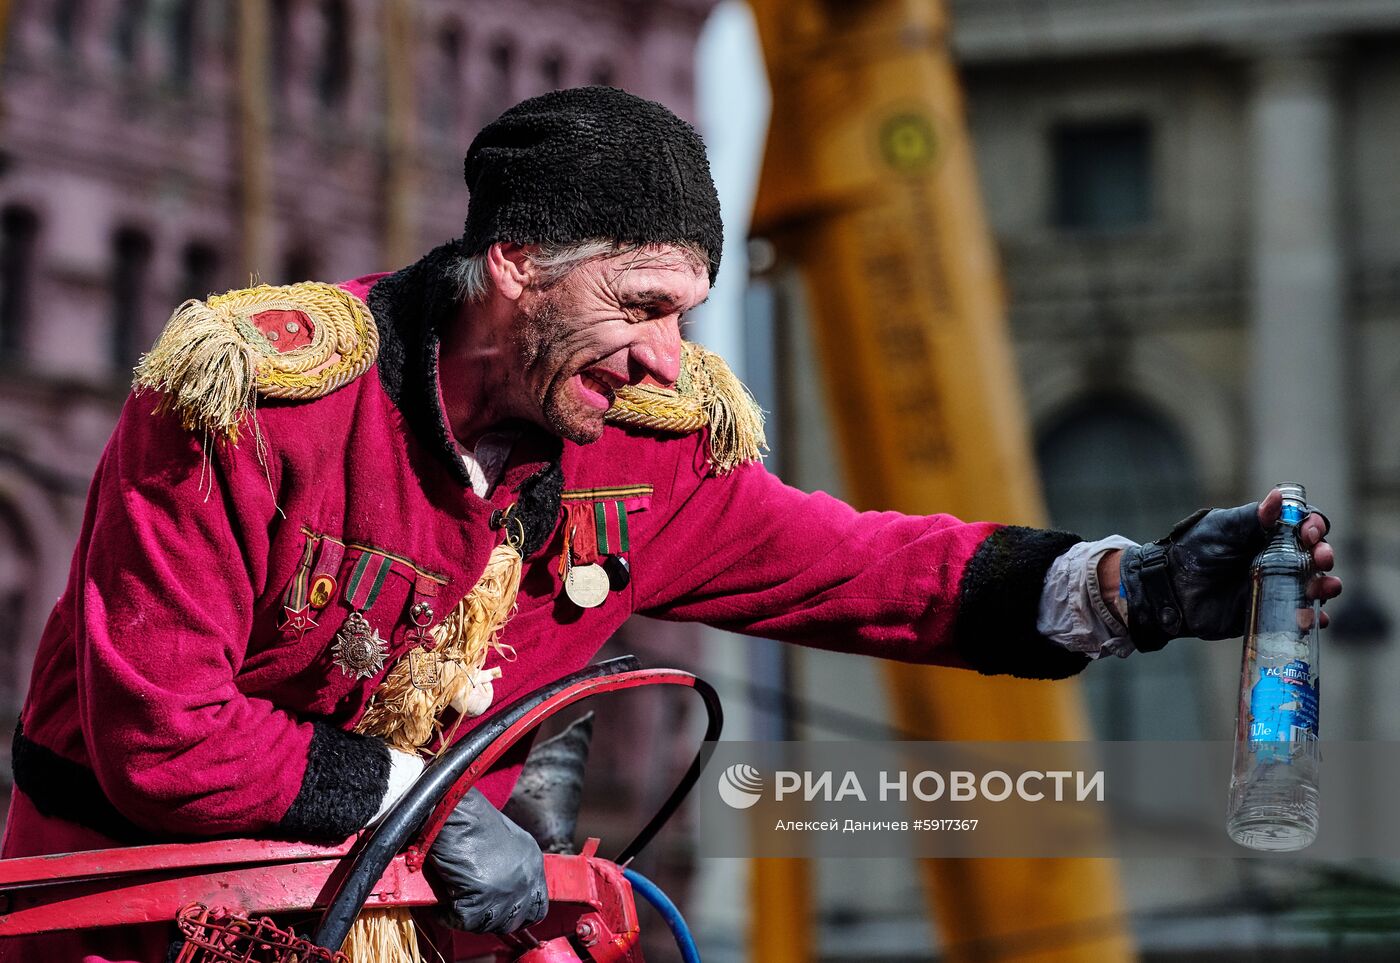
279;604;318;640
330;611;388;679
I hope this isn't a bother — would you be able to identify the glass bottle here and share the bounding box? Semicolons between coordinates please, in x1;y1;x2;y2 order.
1226;482;1321;851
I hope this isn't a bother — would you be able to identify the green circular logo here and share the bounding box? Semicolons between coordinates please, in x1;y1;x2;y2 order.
879;113;939;172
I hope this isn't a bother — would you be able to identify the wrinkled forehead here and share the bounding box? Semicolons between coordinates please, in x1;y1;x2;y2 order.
594;245;710;307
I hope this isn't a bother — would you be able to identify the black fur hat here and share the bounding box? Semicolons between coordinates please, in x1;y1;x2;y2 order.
463;86;723;283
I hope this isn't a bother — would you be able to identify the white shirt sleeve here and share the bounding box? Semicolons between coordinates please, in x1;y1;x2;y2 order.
1037;535;1140;660
369;748;426;825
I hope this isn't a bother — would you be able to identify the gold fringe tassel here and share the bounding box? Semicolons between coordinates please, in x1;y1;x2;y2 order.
607;342;767;473
341;540;525;963
133;298;262;436
685;343;768;474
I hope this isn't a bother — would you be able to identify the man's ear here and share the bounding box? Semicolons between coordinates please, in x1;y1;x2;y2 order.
485;243;533;301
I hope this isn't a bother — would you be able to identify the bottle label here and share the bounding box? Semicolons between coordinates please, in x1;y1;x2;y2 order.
1249;659;1319;761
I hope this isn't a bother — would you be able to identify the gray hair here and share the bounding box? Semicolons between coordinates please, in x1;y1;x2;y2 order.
451;239;708;303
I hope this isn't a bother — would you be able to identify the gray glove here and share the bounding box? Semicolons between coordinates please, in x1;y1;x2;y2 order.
425;787;548;935
1119;502;1275;651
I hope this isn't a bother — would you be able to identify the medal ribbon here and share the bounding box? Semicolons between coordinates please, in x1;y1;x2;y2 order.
281;536;316;611
311;538;345;588
570;502;600;565
593;500;631;556
344;551;394;611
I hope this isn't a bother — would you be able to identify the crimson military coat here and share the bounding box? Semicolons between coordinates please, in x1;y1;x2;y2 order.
1;245;1089;962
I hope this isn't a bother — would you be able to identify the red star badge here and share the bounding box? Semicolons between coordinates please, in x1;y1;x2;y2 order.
279;604;318;640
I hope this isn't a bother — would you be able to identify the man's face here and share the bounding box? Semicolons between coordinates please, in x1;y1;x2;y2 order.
510;245;709;444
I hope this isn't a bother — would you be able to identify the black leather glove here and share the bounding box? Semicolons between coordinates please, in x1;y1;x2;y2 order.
1119;501;1276;651
425;787;548;935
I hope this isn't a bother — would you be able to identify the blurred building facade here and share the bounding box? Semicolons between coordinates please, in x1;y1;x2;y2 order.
956;2;1400;953
0;0;716;858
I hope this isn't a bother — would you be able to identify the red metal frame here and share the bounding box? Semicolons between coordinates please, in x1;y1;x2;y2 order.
0;666;703;962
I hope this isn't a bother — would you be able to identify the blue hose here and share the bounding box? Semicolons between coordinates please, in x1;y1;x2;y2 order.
622;867;702;963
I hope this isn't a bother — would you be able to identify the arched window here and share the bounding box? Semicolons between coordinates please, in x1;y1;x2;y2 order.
112;0;146;72
316;0;352;108
0;206;40;361
179;241;220;302
167;0;198;89
539;50;564;92
1036;396;1203;739
111;226;153;370
53;0;84;60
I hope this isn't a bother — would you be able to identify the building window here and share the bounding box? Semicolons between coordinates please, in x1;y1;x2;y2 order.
112;0;146;72
167;0;198;89
481;39;514;125
179;242;219;302
428;22;464;136
1036;396;1201;739
111;227;153;370
54;0;85;59
1051;119;1153;231
316;0;351;108
0;206;39;362
0;501;34;719
269;0;291;96
540;50;564;91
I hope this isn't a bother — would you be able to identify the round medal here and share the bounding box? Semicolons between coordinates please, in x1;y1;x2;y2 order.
330;611;388;679
564;563;610;608
309;574;337;609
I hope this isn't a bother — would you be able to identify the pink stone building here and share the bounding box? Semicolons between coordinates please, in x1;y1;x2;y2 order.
0;0;716;809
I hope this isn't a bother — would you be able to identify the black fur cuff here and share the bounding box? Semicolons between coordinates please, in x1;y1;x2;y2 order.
277;722;391;840
953;526;1092;680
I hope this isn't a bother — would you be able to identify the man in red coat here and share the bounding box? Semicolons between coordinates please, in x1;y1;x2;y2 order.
1;88;1339;961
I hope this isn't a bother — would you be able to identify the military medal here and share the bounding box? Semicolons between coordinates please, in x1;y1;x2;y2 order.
564;559;610;608
331;611;388;679
279;605;318;639
309;574;337;609
280;537;319;640
408;647;441;690
404;599;440;690
331;550;395;679
557;502;602;609
308;537;345;609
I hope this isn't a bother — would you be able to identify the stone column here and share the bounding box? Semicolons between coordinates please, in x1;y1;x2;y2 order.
1247;43;1351;525
1248;43;1364;738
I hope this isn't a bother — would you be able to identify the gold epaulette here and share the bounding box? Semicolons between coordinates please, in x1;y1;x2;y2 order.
133;282;379;436
606;341;767;474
